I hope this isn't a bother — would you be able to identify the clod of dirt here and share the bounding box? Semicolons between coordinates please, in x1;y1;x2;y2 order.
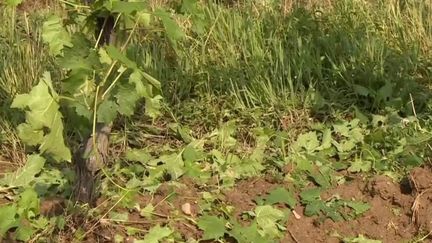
412;190;432;232
366;175;398;201
409;167;432;232
410;167;432;192
40;197;65;216
223;178;276;220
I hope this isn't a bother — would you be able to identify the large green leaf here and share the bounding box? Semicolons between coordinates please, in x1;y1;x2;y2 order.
197;215;226;240
145;95;163;119
139;225;172;243
293;131;320;153
154;9;185;43
106;45;137;69
0;205;18;238
254;205;285;238
17;188;40;217
110;1;148;14
125;148;153;164
107;46;161;89
128;68;163;119
97;99;119;123
5;0;23;7
0;155;45;188
115;84;140;116
11;72;71;162
229;222;272;243
42;15;73;56
343;234;382;243
16;224;35;242
157;153;185;180
58;35;100;96
265;187;297;208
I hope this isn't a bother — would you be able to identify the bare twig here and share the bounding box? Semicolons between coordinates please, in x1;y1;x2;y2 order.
288;229;300;243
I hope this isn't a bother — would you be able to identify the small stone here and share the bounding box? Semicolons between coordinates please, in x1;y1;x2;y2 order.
181;202;192;215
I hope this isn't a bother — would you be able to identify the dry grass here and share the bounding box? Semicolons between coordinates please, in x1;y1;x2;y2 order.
281;0;334;15
16;0;59;12
0;124;26;169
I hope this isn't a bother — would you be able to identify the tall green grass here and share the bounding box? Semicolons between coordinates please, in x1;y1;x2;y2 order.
131;0;432;114
1;0;432;117
0;6;57;164
0;7;56;112
0;0;431;168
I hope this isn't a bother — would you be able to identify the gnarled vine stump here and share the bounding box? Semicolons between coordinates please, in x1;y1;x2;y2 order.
74;123;111;205
73;0;115;205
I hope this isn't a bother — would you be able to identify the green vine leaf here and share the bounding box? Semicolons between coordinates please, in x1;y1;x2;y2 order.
128;70;152;97
11;73;71;162
0;205;18;239
139;204;154;219
107;46;161;89
16;224;35;242
97;99;119;124
265;187;297;208
106;45;137;69
254;205;286;238
343;234;382;243
154;9;185;43
197;215;226;240
229;222;272;243
145;95;163;119
157;152;185;180
58;35;100;97
5;0;23;7
110;1;148;15
0;155;45;189
140;225;172;243
42;15;73;56
17;188;40;219
115;84;140;116
346;201;371;216
106;45;162;118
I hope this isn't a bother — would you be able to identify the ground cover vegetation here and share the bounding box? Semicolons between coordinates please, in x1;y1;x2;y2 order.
1;0;432;242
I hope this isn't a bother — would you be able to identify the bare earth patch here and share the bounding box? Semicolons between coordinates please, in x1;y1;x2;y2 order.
223;166;432;242
70;167;432;242
285;175;416;242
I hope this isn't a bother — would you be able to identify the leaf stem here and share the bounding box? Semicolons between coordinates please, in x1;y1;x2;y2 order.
101;67;127;100
98;60;118;90
120;19;139;52
92;86;100;147
59;0;90;9
95;14;122;49
58;95;76;102
98;18;140;97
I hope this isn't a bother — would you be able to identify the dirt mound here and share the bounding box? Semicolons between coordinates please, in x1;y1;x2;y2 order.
410;167;432;234
285;167;432;242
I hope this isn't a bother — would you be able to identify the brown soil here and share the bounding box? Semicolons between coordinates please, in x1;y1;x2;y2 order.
286;167;432;242
40;197;66;217
71;167;432;243
223;177;279;221
285;175;417;243
216;167;432;242
82;177;204;242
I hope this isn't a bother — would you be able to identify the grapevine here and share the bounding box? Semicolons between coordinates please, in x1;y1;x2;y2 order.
11;0;184;204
